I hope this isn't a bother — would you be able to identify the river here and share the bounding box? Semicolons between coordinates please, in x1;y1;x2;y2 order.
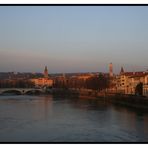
0;95;148;142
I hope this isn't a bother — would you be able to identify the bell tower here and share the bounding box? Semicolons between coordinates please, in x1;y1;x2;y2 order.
109;63;113;77
44;66;48;78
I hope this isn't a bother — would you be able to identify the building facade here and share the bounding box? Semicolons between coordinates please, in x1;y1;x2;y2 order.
115;67;148;96
30;66;53;88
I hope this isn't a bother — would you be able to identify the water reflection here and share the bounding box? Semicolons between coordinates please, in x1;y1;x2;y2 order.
43;96;53;120
70;98;110;111
0;95;148;142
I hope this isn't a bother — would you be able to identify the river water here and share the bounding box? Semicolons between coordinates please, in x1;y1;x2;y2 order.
0;95;148;142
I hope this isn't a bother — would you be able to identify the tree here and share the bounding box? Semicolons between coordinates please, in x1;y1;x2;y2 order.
135;82;143;96
86;74;109;90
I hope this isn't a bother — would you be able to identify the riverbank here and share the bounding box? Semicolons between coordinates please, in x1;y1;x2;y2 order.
42;88;148;110
78;93;148;110
51;88;79;97
73;88;148;110
1;87;148;110
109;94;148;110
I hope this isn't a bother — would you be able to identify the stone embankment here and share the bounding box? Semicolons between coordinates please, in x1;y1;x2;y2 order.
70;88;148;110
108;94;148;110
51;88;79;97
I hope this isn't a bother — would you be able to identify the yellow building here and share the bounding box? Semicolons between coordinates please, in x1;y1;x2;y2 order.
30;66;53;88
143;74;148;96
115;67;148;96
31;78;53;88
76;74;94;80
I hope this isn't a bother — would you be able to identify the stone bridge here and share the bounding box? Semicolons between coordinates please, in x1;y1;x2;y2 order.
0;88;44;95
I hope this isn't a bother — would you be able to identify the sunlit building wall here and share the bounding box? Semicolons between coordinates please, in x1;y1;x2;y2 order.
115;68;148;96
30;66;53;87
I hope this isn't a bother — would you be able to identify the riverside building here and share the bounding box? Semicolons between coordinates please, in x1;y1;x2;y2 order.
30;66;53;88
115;67;148;96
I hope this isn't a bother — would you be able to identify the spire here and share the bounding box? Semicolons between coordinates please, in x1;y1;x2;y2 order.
120;66;124;75
44;66;48;78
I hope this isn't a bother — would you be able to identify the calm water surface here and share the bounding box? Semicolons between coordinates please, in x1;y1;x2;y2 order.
0;95;148;142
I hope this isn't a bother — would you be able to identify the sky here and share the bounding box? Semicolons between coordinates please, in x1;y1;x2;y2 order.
0;6;148;74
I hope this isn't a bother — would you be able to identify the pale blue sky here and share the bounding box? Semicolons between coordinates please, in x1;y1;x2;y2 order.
0;6;148;73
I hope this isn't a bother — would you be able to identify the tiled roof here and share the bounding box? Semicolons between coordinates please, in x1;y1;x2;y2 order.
129;73;148;78
121;71;148;77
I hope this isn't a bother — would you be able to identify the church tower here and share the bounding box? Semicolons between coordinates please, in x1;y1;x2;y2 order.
44;66;48;78
120;66;124;75
109;63;113;77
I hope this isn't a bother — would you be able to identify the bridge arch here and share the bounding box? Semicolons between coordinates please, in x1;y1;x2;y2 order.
1;89;22;95
0;88;44;95
25;89;43;95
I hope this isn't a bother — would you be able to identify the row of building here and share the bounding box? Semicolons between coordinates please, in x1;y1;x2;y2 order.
30;64;148;97
114;67;148;96
107;63;148;96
